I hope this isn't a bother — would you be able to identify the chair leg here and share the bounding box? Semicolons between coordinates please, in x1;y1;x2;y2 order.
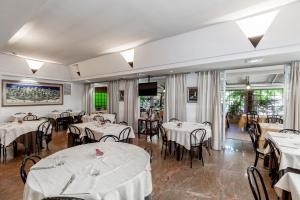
190;150;193;168
254;152;259;167
161;143;163;155
200;147;204;166
164;145;167;160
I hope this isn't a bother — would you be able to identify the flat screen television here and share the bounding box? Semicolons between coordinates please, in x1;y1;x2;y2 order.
139;82;157;96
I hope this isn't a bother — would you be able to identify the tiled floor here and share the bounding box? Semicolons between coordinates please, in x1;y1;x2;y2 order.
0;130;276;200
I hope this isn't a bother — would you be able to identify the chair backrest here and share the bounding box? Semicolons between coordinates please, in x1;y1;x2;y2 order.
169;118;179;122
279;129;300;135
85;127;96;143
99;135;119;142
202;121;212;127
247;165;269;200
93;115;104;122
119;121;128;126
248;128;258;151
60;112;70;118
190;128;206;147
104;119;111;123
23;115;38;121
20;155;41;184
42;197;84;200
266;115;282;124
118;127;131;143
68;125;81;135
158;124;168;143
37;120;51;135
78;111;86;116
253;121;262;136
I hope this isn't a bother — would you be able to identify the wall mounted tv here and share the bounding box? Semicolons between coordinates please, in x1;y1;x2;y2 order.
139;82;157;96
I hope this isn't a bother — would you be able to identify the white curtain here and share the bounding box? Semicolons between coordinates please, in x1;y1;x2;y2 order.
84;83;94;114
124;79;139;132
285;61;300;130
164;74;187;122
108;80;119;120
196;71;223;150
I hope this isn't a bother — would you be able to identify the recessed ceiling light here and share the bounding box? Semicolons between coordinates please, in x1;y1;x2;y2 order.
245;58;264;64
170;70;174;73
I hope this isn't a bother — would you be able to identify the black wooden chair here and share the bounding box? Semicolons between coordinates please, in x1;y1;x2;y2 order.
84;127;97;143
169;118;179;122
246;111;258;130
279;129;300;135
158;124;173;160
57;112;72;130
20;155;41;184
268;139;281;187
73;111;85;124
248;128;266;167
202;121;212;127
253;121;262;137
93;115;105;122
42;197;84;200
23;115;38;121
119;121;128;126
266;115;283;124
247;165;269;200
118;127;131;143
36;120;52;152
99;135;119;142
67;125;83;146
104;119;112;123
181;129;206;168
144;145;153;163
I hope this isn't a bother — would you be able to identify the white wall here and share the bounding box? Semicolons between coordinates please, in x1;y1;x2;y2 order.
0;54;84;122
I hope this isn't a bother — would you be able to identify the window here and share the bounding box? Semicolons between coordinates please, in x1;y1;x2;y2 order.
253;89;283;115
94;87;107;111
225;90;245;115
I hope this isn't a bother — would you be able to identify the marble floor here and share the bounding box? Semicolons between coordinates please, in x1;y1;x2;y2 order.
0;130;277;200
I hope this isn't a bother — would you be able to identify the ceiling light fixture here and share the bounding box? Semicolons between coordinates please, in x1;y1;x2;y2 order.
246;76;251;90
74;64;81;76
25;59;44;74
236;10;279;48
120;49;134;68
245;57;264;64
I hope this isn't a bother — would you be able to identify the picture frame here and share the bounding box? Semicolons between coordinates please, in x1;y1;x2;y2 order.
2;80;64;106
119;90;124;101
187;87;198;103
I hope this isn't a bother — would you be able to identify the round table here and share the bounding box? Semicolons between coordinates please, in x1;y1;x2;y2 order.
24;142;152;200
162;122;212;150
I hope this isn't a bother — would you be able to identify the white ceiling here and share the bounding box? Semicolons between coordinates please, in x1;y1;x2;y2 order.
1;0;295;65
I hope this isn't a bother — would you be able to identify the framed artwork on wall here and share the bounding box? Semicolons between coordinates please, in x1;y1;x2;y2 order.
119;90;124;101
187;87;198;103
2;80;63;106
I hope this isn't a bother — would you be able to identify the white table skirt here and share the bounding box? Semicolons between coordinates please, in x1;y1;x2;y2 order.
70;122;135;141
0;120;50;147
23;142;152;200
275;172;300;200
162;122;212;150
82;114;116;123
265;132;300;170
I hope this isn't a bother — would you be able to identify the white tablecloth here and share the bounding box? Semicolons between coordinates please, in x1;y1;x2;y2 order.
9;113;39;122
70;122;135;141
23;142;152;200
82;114;116;123
48;111;80;120
265;132;300;170
0;120;49;147
162;122;212;150
275;172;300;200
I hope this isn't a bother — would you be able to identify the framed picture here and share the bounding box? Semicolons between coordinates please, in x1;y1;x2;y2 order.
2;80;63;106
187;87;198;103
119;90;124;101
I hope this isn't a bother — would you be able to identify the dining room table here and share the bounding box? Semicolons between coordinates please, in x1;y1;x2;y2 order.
265;131;300;171
23;142;152;200
0;119;50;156
258;123;283;148
275;172;300;200
162;121;212;159
47;111;80;120
69;121;135;141
9;113;39;122
81;113;116;123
